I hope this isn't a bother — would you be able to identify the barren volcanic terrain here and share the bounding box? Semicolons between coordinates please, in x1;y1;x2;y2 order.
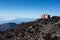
0;16;60;40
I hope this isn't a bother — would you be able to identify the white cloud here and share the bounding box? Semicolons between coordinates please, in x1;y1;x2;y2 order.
3;18;16;20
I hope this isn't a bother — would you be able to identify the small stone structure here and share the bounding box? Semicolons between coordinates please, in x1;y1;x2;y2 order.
41;14;50;19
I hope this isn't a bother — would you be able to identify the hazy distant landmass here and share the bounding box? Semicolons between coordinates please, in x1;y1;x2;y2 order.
0;18;35;31
0;22;17;31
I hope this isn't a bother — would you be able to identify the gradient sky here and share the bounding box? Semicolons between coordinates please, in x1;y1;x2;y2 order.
0;0;60;19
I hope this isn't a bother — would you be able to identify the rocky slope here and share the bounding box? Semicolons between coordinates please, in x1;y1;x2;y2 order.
0;16;60;40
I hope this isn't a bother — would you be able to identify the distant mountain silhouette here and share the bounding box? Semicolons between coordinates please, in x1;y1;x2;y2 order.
0;22;17;31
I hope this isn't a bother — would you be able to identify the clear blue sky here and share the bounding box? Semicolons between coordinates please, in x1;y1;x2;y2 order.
0;0;60;19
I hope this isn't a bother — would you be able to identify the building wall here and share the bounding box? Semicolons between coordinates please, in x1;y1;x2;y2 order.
41;14;50;19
